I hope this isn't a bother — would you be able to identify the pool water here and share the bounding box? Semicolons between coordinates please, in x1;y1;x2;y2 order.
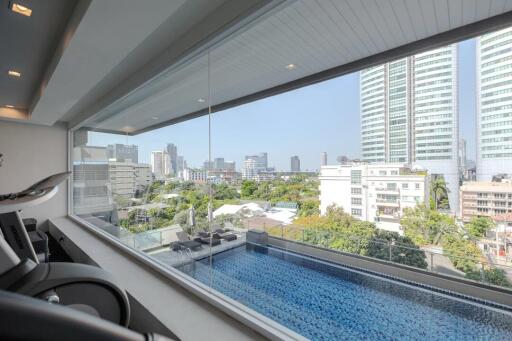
177;244;512;340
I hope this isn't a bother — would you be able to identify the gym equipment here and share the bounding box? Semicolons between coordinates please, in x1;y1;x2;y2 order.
0;172;131;326
0;290;174;341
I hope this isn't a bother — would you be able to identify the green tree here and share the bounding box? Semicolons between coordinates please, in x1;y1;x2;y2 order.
214;213;244;229
173;210;189;226
241;180;257;198
329;220;376;255
113;195;131;208
430;177;450;210
466;216;494;238
367;231;428;269
400;204;457;246
298;199;320;217
147;207;161;218
254;182;272;200
212;184;240;200
442;235;482;273
163;182;177;193
466;268;511;287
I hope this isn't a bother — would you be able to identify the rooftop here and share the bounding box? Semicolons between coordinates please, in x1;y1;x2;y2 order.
461;181;512;192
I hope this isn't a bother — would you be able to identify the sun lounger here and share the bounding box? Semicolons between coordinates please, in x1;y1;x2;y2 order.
171;231;202;251
213;232;237;242
193;236;221;246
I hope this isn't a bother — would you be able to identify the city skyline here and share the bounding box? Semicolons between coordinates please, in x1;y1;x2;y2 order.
89;39;477;172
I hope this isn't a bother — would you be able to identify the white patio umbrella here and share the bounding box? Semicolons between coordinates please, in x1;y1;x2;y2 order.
207;202;213;223
187;206;196;234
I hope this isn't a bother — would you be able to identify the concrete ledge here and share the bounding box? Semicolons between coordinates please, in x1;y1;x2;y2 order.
268;237;512;309
49;217;268;341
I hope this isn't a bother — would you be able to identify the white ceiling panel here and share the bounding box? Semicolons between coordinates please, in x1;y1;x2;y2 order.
82;0;512;134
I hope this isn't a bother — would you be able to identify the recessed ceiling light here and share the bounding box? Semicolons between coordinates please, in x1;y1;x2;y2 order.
152;116;159;120
285;63;296;70
121;126;135;133
5;105;15;108
8;70;21;77
10;3;32;17
198;98;206;103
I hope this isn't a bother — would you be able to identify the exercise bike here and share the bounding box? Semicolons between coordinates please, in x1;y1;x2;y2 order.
0;172;174;340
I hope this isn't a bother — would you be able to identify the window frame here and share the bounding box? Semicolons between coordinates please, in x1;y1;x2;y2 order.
66;130;303;340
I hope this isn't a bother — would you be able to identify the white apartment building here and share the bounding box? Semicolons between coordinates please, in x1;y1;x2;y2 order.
477;26;512;180
319;163;429;233
242;158;257;180
151;150;171;179
183;168;207;182
360;45;458;213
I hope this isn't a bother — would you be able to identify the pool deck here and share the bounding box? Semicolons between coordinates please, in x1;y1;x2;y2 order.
148;233;246;267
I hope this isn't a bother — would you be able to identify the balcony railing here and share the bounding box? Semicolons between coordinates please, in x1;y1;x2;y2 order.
375;199;399;207
375;187;399;193
260;225;512;289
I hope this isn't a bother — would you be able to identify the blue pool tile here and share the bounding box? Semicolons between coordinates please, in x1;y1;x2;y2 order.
177;244;512;341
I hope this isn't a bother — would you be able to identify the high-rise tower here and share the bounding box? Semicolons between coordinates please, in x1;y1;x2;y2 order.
476;27;512;180
360;45;459;212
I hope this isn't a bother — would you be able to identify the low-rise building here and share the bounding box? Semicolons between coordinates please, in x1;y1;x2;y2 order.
108;161;136;199
459;181;512;223
207;169;240;183
242;158;257;180
183;168;207;182
213;202;297;226
319;163;429;233
134;163;152;192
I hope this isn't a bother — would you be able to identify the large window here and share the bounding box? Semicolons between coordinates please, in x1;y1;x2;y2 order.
70;11;512;340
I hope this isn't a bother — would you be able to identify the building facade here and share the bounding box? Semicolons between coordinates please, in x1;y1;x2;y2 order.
214;157;225;170
134;163;152;192
73;146;114;220
459;180;512;223
245;153;268;171
108;161;136;199
106;143;138;163
360;45;459;212
459;138;467;176
177;156;186;172
242;158;257;180
207;169;240;183
291;155;300;172
166;143;178;175
321;152;327;167
319;163;429;233
151;150;171;179
476;27;512;180
183;168;207;182
224;161;236;171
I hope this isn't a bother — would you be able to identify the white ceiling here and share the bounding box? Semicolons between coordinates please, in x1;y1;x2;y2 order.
29;0;190;125
0;0;77;120
85;0;512;134
2;0;512;132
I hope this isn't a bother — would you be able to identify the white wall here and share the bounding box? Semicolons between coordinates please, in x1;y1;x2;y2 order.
0;121;68;230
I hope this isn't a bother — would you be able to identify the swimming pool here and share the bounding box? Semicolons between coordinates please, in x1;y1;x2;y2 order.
177;243;512;340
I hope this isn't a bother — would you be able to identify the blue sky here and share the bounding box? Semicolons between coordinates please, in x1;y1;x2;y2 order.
90;39;476;171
